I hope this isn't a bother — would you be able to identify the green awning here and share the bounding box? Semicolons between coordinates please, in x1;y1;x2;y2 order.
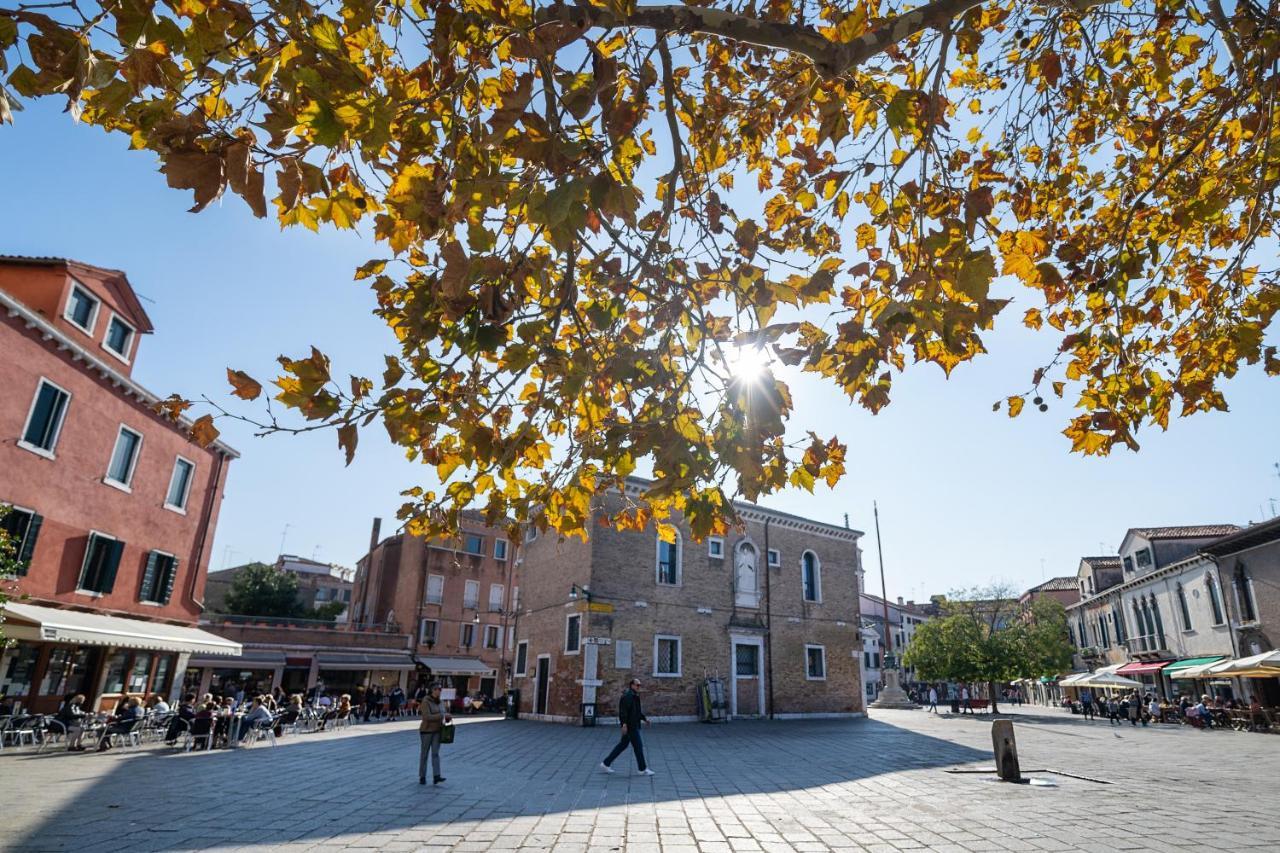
1164;656;1227;678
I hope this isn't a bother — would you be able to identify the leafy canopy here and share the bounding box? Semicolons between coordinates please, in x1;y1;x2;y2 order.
902;587;1075;686
4;0;1279;538
223;561;304;617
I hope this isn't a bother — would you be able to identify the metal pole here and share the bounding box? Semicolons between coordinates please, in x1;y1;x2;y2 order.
874;502;892;670
764;517;775;719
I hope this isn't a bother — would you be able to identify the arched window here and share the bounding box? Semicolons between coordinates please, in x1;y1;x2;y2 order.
1112;608;1126;645
801;551;821;602
1206;574;1225;625
655;530;681;585
1234;563;1257;622
1134;599;1149;651
735;541;759;608
1175;583;1192;631
1149;595;1166;648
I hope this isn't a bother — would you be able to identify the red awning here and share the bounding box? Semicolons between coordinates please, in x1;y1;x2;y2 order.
1116;660;1171;676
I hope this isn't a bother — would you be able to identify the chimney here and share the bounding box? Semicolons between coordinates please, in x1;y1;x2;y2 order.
897;596;904;605
368;517;382;555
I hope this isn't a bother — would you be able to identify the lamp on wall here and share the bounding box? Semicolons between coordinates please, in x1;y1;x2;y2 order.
569;583;592;603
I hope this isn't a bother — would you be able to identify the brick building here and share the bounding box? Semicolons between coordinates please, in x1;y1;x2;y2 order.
205;554;355;620
512;480;864;723
0;256;240;712
352;515;517;700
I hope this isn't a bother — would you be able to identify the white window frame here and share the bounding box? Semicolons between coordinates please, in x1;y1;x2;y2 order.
425;573;444;605
484;624;502;649
463;579;480;610
708;536;724;558
653;634;682;677
1206;574;1226;626
19;378;72;459
1234;571;1259;625
564;613;582;655
63;280;100;334
420;618;439;645
524;526;538;543
139;548;177;605
76;529;119;597
514;641;529;677
767;548;780;568
488;583;504;612
164;455;196;513
801;550;822;603
655;530;682;586
494;538;509;560
101;311;135;364
104;424;144;492
805;644;827;681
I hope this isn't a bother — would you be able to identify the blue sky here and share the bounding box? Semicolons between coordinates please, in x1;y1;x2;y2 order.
3;101;1278;603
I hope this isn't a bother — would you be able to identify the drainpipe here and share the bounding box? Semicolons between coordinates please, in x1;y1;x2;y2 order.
764;517;775;719
187;451;226;612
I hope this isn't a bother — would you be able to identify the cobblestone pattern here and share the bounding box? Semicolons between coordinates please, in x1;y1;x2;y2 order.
2;707;1278;852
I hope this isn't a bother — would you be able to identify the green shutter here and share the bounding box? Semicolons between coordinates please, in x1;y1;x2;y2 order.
79;534;101;590
139;551;161;602
100;538;125;593
160;556;179;604
17;513;41;574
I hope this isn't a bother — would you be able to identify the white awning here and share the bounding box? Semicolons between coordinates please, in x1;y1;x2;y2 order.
315;652;417;671
418;656;495;676
1;602;241;656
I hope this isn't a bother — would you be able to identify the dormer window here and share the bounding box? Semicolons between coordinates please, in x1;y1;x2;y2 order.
1135;548;1152;569
64;283;99;333
104;314;134;361
1122;556;1133;573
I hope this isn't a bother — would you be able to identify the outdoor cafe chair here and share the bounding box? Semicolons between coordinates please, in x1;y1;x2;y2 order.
102;718;143;749
36;718;69;753
1;716;38;748
242;719;277;748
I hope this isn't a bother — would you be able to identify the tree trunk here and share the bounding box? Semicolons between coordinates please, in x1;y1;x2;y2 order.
988;680;1000;714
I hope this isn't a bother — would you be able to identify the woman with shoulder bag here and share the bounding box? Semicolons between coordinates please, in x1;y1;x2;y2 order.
418;684;452;786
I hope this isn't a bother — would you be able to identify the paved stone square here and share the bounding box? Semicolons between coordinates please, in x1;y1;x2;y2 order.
2;707;1278;852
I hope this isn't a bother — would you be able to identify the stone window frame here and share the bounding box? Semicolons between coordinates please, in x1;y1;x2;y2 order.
488;583;505;612
805;644;827;680
767;548;780;568
655;530;682;586
19;377;72;459
483;624;502;649
1233;563;1259;624
1175;582;1194;632
63;279;100;334
463;578;480;609
104;423;144;492
564;613;582;656
494;538;509;560
420;618;439;646
801;550;822;603
653;634;682;678
707;536;724;559
425;573;445;604
514;640;528;676
1205;573;1226;625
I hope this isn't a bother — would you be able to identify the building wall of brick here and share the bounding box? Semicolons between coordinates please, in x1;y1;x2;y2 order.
352;522;517;692
1;266;231;625
1214;538;1280;657
511;489;864;721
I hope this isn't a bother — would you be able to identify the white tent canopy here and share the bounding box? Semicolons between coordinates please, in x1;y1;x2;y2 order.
1;602;241;656
1208;650;1280;675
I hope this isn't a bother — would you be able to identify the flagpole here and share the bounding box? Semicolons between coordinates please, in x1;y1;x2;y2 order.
874;501;893;670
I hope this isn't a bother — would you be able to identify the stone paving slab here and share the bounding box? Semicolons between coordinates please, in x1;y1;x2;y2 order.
1;708;1278;852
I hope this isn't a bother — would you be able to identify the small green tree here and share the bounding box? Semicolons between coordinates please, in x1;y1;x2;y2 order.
0;506;26;644
224;562;302;619
305;601;348;623
903;585;1073;713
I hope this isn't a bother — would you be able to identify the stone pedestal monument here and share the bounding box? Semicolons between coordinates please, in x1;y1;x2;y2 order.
868;668;917;710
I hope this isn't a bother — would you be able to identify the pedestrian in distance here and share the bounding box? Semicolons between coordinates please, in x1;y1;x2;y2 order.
1127;692;1141;726
927;685;938;713
960;685;974;715
418;683;451;785
1108;696;1121;725
600;678;655;776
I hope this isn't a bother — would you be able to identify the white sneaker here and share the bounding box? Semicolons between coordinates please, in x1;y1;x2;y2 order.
599;763;614;773
638;768;656;776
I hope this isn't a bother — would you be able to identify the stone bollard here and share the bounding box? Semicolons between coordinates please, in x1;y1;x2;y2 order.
991;719;1021;782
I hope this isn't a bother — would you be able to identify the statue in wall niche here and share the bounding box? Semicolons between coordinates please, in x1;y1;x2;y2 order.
735;543;758;606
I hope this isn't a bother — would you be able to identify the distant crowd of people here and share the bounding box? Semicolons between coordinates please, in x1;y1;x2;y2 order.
1069;690;1266;729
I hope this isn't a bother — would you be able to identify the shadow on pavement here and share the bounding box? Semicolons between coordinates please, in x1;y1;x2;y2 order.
7;715;988;850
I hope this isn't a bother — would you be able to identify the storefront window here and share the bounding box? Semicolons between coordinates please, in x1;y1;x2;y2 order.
128;653;153;692
183;667;205;694
152;655;173;697
39;648;72;696
0;643;40;699
103;652;129;694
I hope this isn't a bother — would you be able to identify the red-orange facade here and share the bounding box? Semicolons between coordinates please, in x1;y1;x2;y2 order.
0;256;240;712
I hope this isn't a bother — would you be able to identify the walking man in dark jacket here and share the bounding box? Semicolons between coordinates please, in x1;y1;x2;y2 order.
600;679;654;776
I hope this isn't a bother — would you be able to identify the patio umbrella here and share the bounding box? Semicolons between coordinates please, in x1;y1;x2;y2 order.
1078;672;1143;689
1208;650;1280;675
